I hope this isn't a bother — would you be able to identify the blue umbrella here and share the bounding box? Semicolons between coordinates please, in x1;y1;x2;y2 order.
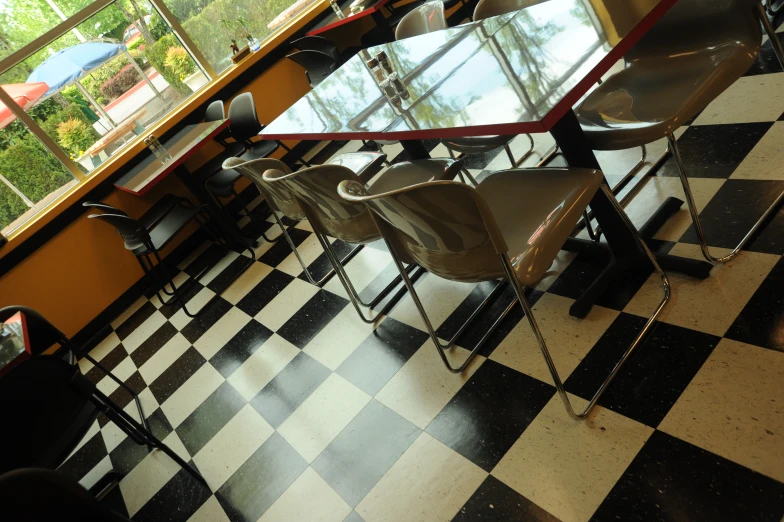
27;42;126;96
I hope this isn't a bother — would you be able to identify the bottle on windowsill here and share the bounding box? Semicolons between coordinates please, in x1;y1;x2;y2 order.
329;0;345;18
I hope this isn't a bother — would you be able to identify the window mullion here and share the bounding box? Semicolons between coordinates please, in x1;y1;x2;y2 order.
148;0;218;80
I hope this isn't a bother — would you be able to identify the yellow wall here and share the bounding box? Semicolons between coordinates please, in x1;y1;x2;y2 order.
0;52;312;338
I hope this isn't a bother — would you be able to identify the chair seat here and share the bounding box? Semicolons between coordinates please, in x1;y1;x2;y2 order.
327;151;387;183
206;169;243;198
441;135;515;154
130;204;203;255
476;168;602;286
240;140;279;162
138;193;188;231
368;158;464;194
577;44;757;151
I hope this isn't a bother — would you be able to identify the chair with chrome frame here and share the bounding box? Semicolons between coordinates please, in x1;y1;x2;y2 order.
575;0;783;264
338;168;670;419
395;0;448;40
263;159;466;322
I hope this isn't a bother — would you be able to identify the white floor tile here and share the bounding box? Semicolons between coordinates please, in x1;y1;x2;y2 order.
227;334;300;401
255;277;319;331
259;467;351;522
138;333;191;385
221;262;275;305
693;72;784;125
161;363;225;428
122;311;167;354
303;306;378;370
193;307;252;360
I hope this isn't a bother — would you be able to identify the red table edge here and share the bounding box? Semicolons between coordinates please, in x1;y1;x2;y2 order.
269;0;678;142
114;119;231;197
307;0;391;36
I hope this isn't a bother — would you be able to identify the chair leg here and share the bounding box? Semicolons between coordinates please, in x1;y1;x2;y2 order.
757;2;784;70
385;241;515;373
83;353;149;432
505;134;535;167
92;390;207;487
446;147;479;186
150;248;196;317
667;133;784;264
536;144;560;167
499;183;670;420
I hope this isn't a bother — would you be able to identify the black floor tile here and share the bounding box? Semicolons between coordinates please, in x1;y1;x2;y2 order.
744;32;784;76
236;269;294;317
116;301;157;340
85;343;129;383
109;408;173;475
426;359;554;472
100;486;130;519
725;256;784;352
158;281;205;320
277;290;348;349
343;512;367;522
130;322;178;368
312;400;420;507
105;371;147;413
365;263;415;314
656;123;773;179
184;243;229;279
297;240;356;285
336;317;428;396
132;466;212;522
565;314;720;427
148;347;207;405
592;430;784;522
216;433;308;522
678;179;784;255
176;382;247;456
436;282;543;358
250;352;331;428
207;255;255;294
58;431;108;482
210;320;274;378
452;475;559;522
179;298;233;344
259;227;311;267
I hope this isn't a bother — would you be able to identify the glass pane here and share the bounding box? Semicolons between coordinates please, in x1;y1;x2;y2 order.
0;117;76;235
0;0;69;59
162;0;318;73
2;1;208;173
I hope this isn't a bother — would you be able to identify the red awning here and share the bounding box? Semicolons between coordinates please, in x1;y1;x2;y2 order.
0;82;50;129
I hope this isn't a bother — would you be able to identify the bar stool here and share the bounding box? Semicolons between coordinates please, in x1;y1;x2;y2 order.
263;159;465;322
576;0;783;264
338;168;670;419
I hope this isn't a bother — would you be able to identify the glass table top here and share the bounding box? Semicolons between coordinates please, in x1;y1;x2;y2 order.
262;0;674;141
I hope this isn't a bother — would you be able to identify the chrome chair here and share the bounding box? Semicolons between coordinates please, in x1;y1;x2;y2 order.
576;0;783;264
338;168;670;419
395;0;448;40
223;151;387;284
472;0;548;19
263;159;465;322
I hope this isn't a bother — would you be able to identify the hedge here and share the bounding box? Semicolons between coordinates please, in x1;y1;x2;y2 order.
145;34;193;96
100;63;142;101
0;139;74;204
0;181;28;232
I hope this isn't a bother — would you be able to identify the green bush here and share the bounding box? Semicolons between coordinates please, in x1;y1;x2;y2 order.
127;37;146;51
0;138;73;204
0;181;29;232
81;55;131;104
145;34;192;96
99;63;142;101
148;12;170;41
39;104;100;153
57;118;97;156
164;46;196;80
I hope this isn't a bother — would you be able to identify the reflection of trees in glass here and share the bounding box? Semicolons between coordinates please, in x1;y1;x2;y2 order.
570;5;592;27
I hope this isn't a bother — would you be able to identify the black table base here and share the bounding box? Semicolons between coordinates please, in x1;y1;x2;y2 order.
400;110;713;319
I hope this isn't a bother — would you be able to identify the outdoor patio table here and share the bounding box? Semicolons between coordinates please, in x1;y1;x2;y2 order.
260;0;714;317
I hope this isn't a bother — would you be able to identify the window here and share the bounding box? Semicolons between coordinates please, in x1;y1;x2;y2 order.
0;0;318;235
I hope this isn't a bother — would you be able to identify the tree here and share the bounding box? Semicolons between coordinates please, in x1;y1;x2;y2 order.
114;0;156;46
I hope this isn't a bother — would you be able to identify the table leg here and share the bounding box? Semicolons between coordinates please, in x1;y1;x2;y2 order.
400;139;430;159
550;109;712;318
371;9;397;42
173;165;256;250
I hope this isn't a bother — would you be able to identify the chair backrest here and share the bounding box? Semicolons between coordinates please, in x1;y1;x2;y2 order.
0;306;69;356
0;468;131;521
473;0;546;20
264;165;380;244
227;92;262;144
0;356;96;474
222;157;305;220
204;100;232;145
82;200;127;216
87;213;151;252
625;0;761;62
395;0;448;40
286;50;338;87
338;179;508;282
289;35;340;62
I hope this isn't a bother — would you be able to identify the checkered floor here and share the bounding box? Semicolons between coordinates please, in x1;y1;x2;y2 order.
59;25;784;522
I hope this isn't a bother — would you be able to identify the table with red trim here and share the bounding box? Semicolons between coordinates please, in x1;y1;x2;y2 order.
114;119;252;248
261;0;713;317
307;0;394;37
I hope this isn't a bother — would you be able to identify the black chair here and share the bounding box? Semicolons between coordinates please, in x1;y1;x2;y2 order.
87;201;254;318
0;468;131;521
0;306;148;432
192;100;249;183
0;356;205;485
287;49;339;88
